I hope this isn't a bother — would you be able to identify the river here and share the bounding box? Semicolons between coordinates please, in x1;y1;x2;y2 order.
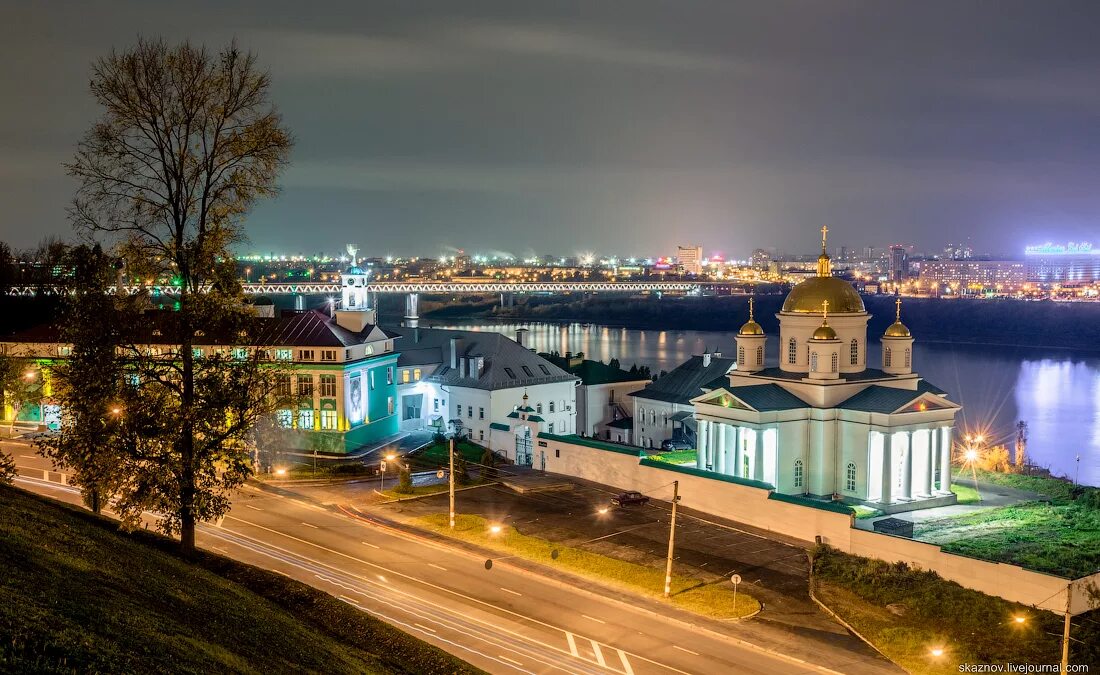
422;319;1100;487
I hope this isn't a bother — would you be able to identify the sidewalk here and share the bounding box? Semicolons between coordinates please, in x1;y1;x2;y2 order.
269;473;902;675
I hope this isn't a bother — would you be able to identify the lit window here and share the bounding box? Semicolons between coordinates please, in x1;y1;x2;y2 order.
850;339;858;365
297;375;314;397
275;349;293;361
738;346;745;366
401;369;410;383
321;410;338;430
298;408;314;429
319;374;337;397
387;396;395;415
192;348;204;359
298;349;314;361
787;338;797;364
232;348;248;361
276;409;293;428
884;348;892;367
413;368;421;380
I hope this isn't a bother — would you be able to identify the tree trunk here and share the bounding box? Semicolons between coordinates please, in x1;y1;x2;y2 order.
179;288;197;557
89;488;101;514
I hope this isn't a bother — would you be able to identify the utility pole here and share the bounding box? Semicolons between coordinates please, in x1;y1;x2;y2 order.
663;480;680;598
1061;583;1072;675
449;437;456;529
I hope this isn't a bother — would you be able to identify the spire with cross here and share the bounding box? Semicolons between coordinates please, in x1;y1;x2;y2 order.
821;299;829;324
895;296;902;322
821;225;828;254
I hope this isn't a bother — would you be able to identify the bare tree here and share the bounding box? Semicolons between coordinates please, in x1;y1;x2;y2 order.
66;37;292;554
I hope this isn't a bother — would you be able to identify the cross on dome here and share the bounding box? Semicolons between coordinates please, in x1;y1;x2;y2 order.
820;225;828;253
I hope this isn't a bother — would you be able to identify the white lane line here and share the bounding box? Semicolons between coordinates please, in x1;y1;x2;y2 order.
566;632;579;657
672;645;699;656
580;614;606;624
428;563;448;571
498;655;524;667
20;454;37;459
361;541;380;549
244;504;263;511
618;650;635;675
499;587;522;596
301;522;319;529
339;595;361;605
414;623;437;633
592;641;607;667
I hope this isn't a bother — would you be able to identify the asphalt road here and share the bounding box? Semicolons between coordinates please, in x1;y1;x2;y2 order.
7;442;877;675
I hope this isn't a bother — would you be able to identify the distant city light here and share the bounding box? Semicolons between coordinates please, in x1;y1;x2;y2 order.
1025;242;1096;255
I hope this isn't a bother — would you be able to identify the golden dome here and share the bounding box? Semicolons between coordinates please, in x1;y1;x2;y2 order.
782;276;865;313
812;324;837;340
884;320;910;337
739;320;764;336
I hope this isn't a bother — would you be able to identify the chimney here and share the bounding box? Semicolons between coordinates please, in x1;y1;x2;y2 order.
449;337;463;369
474;356;484;377
702;352;712;368
459;357;466;378
515;328;528;348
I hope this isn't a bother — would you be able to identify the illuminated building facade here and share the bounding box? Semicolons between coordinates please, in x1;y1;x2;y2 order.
677;244;704;275
918;260;1027;290
1024;242;1100;283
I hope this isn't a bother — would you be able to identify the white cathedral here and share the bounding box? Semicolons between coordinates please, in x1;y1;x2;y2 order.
692;228;960;513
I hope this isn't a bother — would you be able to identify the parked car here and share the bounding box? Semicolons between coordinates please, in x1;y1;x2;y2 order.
611;491;650;507
660;438;692;451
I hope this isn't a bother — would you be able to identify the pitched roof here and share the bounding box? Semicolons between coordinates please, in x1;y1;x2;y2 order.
750;366;900;382
629;355;736;405
724;384;807;411
837;386;928;413
389;327;576;391
607;416;633;429
539;354;647;385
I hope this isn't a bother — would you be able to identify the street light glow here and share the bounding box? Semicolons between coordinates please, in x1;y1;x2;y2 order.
964;449;978;462
489;524;502;534
274;467;287;476
930;648;944;657
1014;616;1026;624
597;507;609;515
385;453;397;461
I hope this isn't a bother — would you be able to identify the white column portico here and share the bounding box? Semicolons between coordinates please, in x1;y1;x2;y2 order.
939;426;953;493
880;433;893;505
899;432;912;500
754;430;765;481
697;419;709;470
715;423;727;474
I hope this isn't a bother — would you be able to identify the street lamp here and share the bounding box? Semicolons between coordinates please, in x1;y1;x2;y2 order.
380;453;397;492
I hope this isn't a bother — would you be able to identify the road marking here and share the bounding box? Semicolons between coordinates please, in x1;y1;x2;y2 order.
618;649;635;675
20;454;37;459
414;623;437;633
498;655;524;667
244;504;262;511
566;632;579;657
338;594;360;605
499;587;522;596
301;522;319;529
580;614;605;624
592;641;607;667
361;541;380;549
428;563;448;571
673;645;699;656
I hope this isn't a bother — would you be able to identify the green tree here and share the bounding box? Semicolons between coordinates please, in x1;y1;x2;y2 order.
453;446;471;486
0;354;44;433
395;463;414;494
39;245;132;514
66;37;292;555
0;449;13;484
480;446;498;479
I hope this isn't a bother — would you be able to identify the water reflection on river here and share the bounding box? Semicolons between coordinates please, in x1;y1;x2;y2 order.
430;319;1099;486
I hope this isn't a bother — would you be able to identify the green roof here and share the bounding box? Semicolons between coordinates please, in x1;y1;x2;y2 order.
536;433;643;456
489;422;510;431
767;492;855;515
526;415;545;422
538;354;646;385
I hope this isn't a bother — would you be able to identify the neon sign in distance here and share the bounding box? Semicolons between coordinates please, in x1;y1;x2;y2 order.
1024;242;1096;255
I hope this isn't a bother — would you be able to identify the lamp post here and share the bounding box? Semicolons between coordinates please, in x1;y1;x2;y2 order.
449;437;456;529
380;452;397;492
663;480;680;598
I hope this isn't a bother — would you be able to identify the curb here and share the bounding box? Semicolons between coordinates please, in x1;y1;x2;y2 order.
378;482;495;504
807;556;898;667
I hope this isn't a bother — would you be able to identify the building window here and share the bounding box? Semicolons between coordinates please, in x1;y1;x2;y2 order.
58;346;72;357
297;375;314;397
738;346;745;366
522;365;534;377
433;398;439;412
846;462;857;492
319;374;337;397
387;396;394;415
787;338;797;364
467;406;473;418
794;459;804;489
548;422;555;434
276;375;292;397
456;403;461;416
401;369;410;383
555;448;560;458
193;347;204;359
479;429;484;441
298;349;314;361
345;349;352;360
810;352;818;372
904;348;911;368
830;353;838;372
549;401;555;413
366;344;374;355
369;370;375;390
850;339;858;365
536;403;543;414
479;407;484;419
232;348;248;361
298;408;314;429
413;368;421;380
321;410;338;430
386;367;393;385
321;349;337;361
884;347;892;367
276;409;293;428
275;348;293;361
504;367;516;378
756;345;763;364
539;365;550;376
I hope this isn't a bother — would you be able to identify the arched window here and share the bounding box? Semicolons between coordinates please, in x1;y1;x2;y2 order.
536;403;543;414
831;353;838;372
787;338;797;364
884;347;892;367
794;459;804;489
756;345;763;364
738;346;745;366
904;348;911;368
850;339;858;365
846;462;857;492
810;352;818;372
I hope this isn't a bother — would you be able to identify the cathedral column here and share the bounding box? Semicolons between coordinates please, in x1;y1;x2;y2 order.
733;426;743;477
880;433;893;505
900;432;913;500
754;429;765;481
926;429;937;496
939;426;953;494
715;423;727;475
727;425;738;476
697;419;709;470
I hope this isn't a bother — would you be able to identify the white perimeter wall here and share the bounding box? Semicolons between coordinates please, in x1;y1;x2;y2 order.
538;435;1099;616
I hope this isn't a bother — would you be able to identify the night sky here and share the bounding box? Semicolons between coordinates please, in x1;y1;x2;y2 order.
2;1;1099;258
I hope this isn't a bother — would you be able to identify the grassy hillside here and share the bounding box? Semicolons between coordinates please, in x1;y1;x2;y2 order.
0;484;481;675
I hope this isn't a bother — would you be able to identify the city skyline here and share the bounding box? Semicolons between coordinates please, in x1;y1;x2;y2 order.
5;2;1100;255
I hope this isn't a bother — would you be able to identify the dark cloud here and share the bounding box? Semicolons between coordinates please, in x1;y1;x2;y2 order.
2;0;1100;257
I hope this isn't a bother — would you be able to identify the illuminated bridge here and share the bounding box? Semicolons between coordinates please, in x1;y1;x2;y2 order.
7;280;703;296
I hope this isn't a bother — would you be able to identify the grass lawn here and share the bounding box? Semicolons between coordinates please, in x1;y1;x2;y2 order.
645;450;696;465
380;480;487;500
950;482;981;505
259;460;374;480
972;468;1083;501
412;441;486;467
811;546;1099;673
0;484;481;675
851;505;885;520
915;501;1100;578
417;513;759;620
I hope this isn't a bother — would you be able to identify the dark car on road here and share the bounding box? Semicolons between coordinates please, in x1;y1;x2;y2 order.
660;438;692;451
611;491;650;507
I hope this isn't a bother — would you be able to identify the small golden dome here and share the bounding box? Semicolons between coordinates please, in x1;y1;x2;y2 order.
812;324;837;340
884;320;910;338
739;320;764;336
